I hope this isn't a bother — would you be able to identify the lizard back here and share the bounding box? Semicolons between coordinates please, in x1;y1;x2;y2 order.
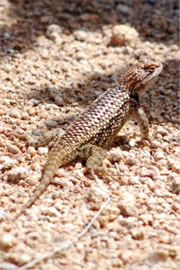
59;83;131;149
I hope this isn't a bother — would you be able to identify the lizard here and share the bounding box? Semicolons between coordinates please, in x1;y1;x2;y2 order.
14;59;163;219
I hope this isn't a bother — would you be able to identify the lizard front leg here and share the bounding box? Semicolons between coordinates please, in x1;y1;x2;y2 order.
133;106;149;139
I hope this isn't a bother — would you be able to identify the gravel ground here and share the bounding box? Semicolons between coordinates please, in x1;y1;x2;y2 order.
0;0;179;269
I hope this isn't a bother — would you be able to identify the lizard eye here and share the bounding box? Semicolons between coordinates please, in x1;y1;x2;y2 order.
145;64;156;72
148;67;155;72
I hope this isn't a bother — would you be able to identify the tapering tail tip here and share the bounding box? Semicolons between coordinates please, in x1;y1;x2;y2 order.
13;158;61;220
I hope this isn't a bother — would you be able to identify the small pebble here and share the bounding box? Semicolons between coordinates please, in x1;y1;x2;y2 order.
0;156;17;166
41;207;61;217
170;177;180;194
117;192;137;216
7;144;20;154
8;110;21;118
154;150;165;160
7;167;29;182
46;120;58;128
129;176;139;185
54;95;64;106
110;25;139;47
128;138;136;147
148;249;169;262
37;147;48;155
46;24;63;43
117;4;131;15
18;253;31;265
131;228;145;240
0;234;16;250
27;146;37;157
74;29;88;41
29;98;40;106
1;262;17;270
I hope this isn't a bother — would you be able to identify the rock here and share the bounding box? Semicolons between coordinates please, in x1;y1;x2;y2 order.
170;177;180;194
73;29;88;41
117;191;137;216
109;25;139;47
46;24;63;43
117;4;131;15
37;147;48;155
46;120;58;128
0;233;16;250
54;95;64;106
7;144;20;154
7;167;29;182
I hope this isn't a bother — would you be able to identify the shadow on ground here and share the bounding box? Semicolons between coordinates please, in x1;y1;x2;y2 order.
0;0;178;56
0;0;179;125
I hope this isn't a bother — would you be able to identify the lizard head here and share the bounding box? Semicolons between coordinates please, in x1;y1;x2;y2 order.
122;59;163;95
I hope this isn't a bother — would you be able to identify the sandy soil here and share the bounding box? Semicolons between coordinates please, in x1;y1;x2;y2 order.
0;0;179;269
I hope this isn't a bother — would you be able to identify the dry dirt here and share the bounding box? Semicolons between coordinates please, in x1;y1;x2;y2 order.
0;0;180;270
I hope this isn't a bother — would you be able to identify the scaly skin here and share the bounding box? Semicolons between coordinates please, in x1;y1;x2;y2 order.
15;59;162;219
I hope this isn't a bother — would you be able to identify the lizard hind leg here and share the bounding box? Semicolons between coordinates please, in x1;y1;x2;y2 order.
77;144;111;181
26;128;64;147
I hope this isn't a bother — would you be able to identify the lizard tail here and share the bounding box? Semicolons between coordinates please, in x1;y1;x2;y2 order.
14;146;72;220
